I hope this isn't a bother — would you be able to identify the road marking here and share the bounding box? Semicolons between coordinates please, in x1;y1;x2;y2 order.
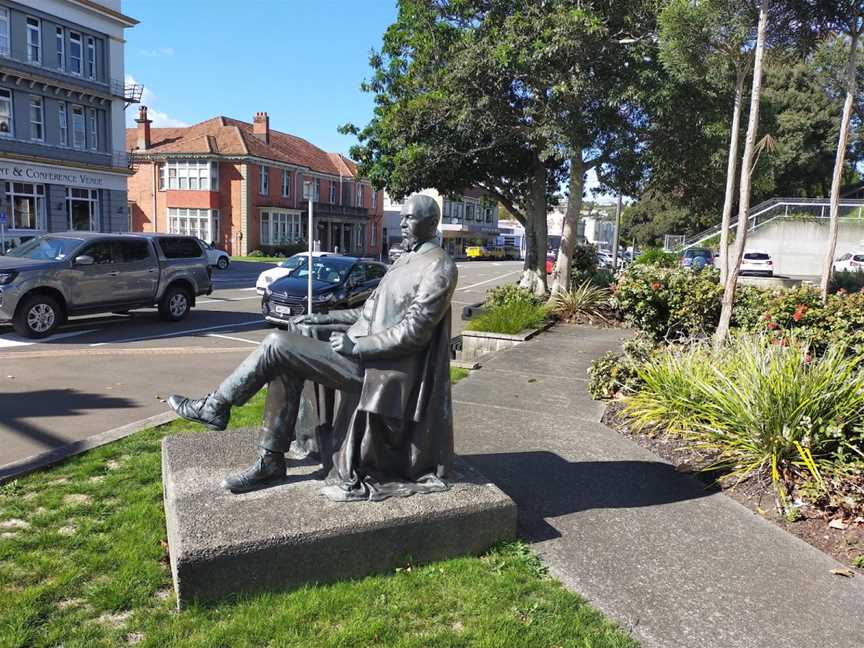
89;319;265;347
456;270;521;292
206;333;261;345
0;346;252;360
0;328;100;349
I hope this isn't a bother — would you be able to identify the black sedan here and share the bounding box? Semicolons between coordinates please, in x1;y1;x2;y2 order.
261;255;388;325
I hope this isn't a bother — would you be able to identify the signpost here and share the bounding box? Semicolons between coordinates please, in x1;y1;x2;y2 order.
0;206;7;255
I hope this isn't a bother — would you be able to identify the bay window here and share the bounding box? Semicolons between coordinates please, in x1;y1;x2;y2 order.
260;210;303;245
167;208;218;241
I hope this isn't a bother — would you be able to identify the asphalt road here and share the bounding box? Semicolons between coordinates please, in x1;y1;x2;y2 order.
0;259;523;473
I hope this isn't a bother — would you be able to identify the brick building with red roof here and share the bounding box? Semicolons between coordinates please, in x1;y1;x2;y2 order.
126;107;383;256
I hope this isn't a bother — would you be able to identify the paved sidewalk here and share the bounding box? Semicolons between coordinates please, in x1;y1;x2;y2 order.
454;324;864;648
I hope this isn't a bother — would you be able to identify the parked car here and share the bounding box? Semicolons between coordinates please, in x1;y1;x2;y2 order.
546;253;556;274
740;250;774;277
1;235;36;256
833;251;864;273
0;232;213;338
197;239;231;270
681;247;715;270
262;256;388;325
465;245;505;260
255;251;335;295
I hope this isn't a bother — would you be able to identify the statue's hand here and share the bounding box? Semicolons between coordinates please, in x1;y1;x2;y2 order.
329;332;357;356
291;313;328;326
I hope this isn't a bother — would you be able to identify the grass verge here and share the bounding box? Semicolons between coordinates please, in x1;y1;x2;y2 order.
231;256;282;264
0;392;635;648
466;301;548;335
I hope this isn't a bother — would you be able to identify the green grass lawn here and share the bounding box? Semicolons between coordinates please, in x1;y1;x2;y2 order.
231;256;283;264
0;386;636;648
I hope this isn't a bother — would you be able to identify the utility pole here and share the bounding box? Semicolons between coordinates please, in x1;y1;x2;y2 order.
611;193;623;270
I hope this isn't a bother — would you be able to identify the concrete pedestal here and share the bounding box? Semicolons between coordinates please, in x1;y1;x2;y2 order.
162;429;517;606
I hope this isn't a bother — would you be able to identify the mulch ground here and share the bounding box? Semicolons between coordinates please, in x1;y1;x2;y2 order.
602;402;864;572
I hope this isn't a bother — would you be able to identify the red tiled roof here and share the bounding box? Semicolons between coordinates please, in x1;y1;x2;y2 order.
126;115;358;179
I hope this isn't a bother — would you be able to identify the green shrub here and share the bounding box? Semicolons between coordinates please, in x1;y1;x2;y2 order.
571;243;599;275
625;335;864;505
731;285;775;330
466;301;548;335
485;284;540;309
612;265;722;340
548;281;610;322
260;242;307;258
248;249;265;257
633;248;679;268
831;269;864;294
587;333;656;400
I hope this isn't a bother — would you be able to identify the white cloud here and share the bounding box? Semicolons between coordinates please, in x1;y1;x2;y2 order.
138;47;175;57
124;75;189;128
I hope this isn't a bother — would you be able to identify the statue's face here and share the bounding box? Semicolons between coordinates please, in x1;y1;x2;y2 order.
400;198;438;250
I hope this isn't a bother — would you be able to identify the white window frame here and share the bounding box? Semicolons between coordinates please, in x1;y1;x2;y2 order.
29;96;43;142
0;8;9;57
260;209;302;245
85;36;95;79
162;160;213;191
315;179;321;203
87;107;97;150
56;26;64;69
66;187;99;231
371;189;377;209
26;17;41;65
356;183;364;208
71;104;85;149
58;101;67;146
259;165;268;195
69;32;82;75
328;181;337;204
281;169;291;197
167;207;217;241
5;182;46;230
0;88;12;138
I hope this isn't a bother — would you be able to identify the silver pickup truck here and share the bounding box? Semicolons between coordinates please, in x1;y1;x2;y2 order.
0;232;213;338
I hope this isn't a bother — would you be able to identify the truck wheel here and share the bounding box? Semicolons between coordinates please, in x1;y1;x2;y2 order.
159;285;192;322
14;294;63;339
217;256;230;270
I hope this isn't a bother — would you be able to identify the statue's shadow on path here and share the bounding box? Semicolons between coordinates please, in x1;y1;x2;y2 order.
463;451;719;542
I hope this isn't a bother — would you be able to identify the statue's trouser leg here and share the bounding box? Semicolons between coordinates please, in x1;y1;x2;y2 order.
214;329;364;453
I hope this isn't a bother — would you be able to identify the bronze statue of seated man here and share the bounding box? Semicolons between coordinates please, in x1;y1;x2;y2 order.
167;194;458;501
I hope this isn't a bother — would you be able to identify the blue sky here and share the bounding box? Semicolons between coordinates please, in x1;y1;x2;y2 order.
124;0;397;155
122;0;612;202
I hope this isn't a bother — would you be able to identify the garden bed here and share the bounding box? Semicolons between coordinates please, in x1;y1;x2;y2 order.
602;402;864;572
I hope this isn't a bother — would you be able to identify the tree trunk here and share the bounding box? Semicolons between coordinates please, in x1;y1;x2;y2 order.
719;66;747;284
551;155;585;294
519;159;548;296
714;0;770;346
820;24;860;301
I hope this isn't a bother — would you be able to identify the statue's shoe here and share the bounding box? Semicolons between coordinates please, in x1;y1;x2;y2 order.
221;454;287;493
167;393;229;431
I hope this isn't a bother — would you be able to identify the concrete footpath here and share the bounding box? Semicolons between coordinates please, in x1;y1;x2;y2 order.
454;324;864;648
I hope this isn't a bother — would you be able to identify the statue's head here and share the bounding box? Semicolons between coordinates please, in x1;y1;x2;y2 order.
400;194;440;250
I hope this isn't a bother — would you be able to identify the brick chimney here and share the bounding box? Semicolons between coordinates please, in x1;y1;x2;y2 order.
135;105;152;151
253;111;270;144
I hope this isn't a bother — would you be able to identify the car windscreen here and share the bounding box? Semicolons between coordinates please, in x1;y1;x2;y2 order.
279;256;306;270
289;258;354;284
744;252;770;260
5;236;83;261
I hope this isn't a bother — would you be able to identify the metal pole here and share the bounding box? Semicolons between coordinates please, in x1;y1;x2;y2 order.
611;194;622;270
307;193;314;315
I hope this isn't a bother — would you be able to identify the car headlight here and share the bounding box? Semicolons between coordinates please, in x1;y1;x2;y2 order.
312;292;335;303
0;271;18;285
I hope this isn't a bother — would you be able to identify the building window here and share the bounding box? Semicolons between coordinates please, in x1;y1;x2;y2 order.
0;8;8;57
71;104;85;148
5;182;46;230
0;88;12;137
371;190;377;209
371;222;376;247
162;160;214;191
29;96;43;141
328;181;337;204
69;32;82;75
259;165;268;195
86;37;96;79
87;108;97;150
66;188;99;231
281;169;291;197
315;179;321;203
56;27;64;69
356;184;364;208
26;17;41;64
167;207;217;241
58;102;67;146
260;209;302;245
